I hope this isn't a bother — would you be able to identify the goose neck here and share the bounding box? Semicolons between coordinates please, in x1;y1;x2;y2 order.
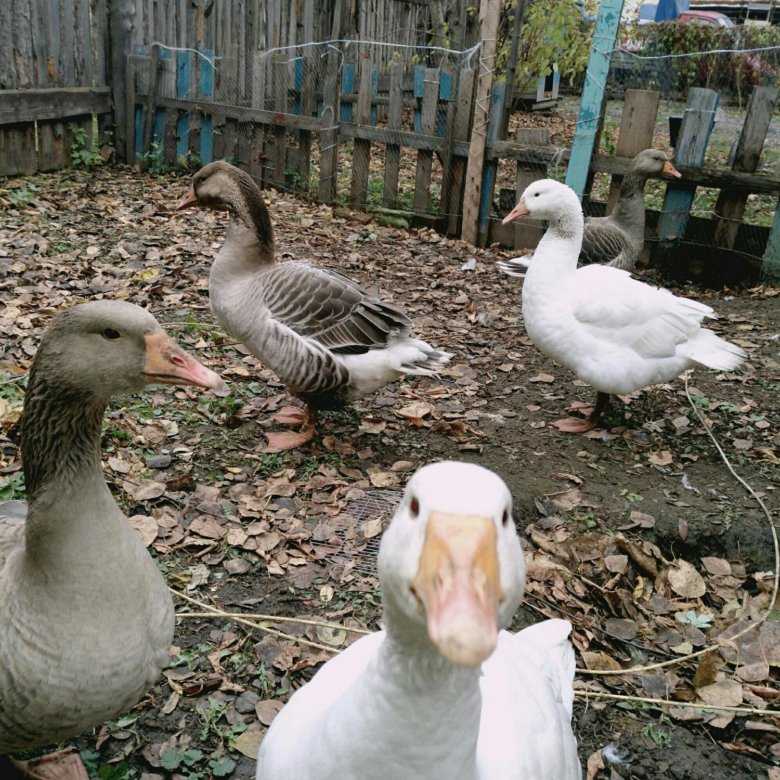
19;375;113;559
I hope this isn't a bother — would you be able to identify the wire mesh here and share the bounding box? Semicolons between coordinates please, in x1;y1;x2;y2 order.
318;489;403;575
139;40;480;224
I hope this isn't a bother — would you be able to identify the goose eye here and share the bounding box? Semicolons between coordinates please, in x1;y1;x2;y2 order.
409;496;419;519
102;328;121;341
534;192;540;197
502;509;510;527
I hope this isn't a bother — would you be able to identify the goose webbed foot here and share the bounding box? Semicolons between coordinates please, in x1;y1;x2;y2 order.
261;406;318;452
3;751;89;780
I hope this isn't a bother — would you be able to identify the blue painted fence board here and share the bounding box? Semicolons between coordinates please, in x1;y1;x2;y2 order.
657;87;719;244
340;64;355;122
478;82;506;243
200;51;215;164
565;0;625;198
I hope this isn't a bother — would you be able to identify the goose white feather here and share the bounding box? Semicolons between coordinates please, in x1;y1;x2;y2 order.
256;461;581;780
177;162;450;448
506;179;745;431
0;302;226;765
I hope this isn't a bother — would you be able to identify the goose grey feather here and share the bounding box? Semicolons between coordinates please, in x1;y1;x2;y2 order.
0;301;226;756
179;161;450;411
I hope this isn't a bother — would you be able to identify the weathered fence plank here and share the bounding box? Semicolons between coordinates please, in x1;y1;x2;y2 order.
445;65;475;236
512;127;549;249
606;88;660;212
350;52;373;210
657;87;719;245
462;0;500;245
318;43;341;204
413;68;440;212
382;57;403;208
714;85;778;249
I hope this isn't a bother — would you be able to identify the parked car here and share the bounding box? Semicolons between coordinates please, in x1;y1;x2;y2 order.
678;9;736;26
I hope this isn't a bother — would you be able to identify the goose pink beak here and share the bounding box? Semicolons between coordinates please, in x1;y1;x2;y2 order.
662;161;682;179
502;199;530;224
143;332;228;395
175;186;199;210
412;512;503;667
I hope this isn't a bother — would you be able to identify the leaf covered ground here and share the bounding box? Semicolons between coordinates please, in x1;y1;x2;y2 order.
1;166;779;780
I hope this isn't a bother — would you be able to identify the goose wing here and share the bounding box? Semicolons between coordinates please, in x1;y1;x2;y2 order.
260;263;411;354
580;218;631;267
570;265;714;358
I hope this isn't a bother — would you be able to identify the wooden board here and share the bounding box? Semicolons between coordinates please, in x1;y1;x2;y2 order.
512;127;549;250
462;0;501;244
476;81;505;245
606;89;661;213
657;87;719;246
445;65;475;236
382;58;403;207
412;68;440;212
713;85;778;249
350;52;373;209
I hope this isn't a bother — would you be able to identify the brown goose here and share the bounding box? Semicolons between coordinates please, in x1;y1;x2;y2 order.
498;148;681;275
0;301;227;780
176;161;450;450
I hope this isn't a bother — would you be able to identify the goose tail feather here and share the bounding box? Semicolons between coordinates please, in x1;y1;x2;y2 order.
683;330;746;372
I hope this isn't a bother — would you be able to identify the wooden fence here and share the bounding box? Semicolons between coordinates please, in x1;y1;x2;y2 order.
2;0;779;281
0;0;111;175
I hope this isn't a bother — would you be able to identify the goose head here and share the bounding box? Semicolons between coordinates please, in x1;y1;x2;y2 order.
378;461;525;668
629;148;681;179
176;161;275;256
33;300;228;398
502;178;584;231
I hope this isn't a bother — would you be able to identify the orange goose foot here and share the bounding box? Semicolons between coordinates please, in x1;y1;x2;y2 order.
4;751;89;780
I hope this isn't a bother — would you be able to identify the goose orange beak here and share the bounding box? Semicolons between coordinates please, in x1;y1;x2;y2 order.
502;199;530;224
143;332;229;395
662;161;682;179
175;186;199;210
412;512;503;667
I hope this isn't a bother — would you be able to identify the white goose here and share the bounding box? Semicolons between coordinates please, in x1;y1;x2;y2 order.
176;162;450;450
503;179;746;433
256;461;581;780
498;149;681;276
0;301;227;780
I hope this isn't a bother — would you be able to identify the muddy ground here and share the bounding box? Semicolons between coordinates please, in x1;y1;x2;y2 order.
1;166;778;779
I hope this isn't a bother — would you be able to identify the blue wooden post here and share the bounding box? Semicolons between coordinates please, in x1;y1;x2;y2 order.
657;87;719;245
340;64;355;123
477;81;506;245
762;201;780;282
176;51;190;165
565;0;625;198
200;51;215;164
